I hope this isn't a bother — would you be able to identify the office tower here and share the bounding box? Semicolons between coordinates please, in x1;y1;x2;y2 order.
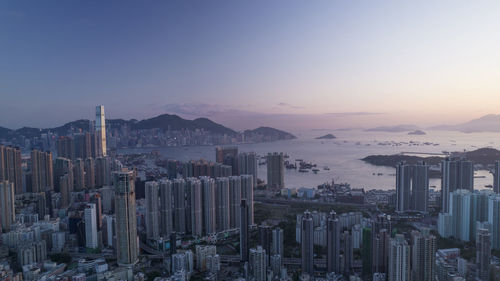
95;105;107;157
342;231;353;275
159;179;173;238
215;146;238;174
476;227;491;281
30;149;53;193
0;145;22;195
238;152;258;184
249;246;267;281
84;203;98;249
396;162;429;213
327;211;340;273
301;211;314;276
411;230;436;281
173;179;186;233
272;227;284;259
229;176;242;228
215;177;230;232
145;181;160;239
201;177;216;235
187;178;203;237
488;195;500;249
266;152;284;189
0;181;15;232
73;158;85;191
95;157;111;187
114;171;138;266
241;175;254;225
388;234;410;281
84;157;96;189
450;189;472;241
57;136;75;160
495;160;500;194
362;227;372;275
259;224;272;265
441;158;474;212
240;199;249;262
372;229;390;274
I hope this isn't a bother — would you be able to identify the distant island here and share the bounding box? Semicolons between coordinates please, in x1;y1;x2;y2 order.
315;134;336;139
361;147;500;178
365;124;420;132
408;130;426;135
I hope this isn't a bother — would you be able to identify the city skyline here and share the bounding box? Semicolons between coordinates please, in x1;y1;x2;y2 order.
2;1;500;129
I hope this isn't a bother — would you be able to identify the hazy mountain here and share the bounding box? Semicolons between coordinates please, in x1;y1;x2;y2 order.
243;127;296;141
431;114;500;133
365;124;420;132
315;134;336;139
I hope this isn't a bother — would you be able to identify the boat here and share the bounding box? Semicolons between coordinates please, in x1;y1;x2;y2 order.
299;169;309;173
312;168;320;172
323;166;330;170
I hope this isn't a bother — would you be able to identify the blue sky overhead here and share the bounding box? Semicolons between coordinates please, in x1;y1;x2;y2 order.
2;1;500;129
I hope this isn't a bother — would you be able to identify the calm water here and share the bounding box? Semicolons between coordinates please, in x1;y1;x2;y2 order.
120;130;500;191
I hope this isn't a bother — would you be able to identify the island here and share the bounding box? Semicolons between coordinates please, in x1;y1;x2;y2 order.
315;134;336;139
408;130;426;135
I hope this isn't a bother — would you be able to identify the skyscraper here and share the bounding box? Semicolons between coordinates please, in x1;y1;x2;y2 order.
159;179;173;238
73;158;85;191
450;189;472;242
396;161;429;213
372;228;390;274
57;136;75;160
84;157;96;189
442;158;474;212
411;230;436;281
95;105;107;157
215;146;238;175
249;246;267;281
266;152;284;189
0;145;22;195
201;177;216;235
301;211;314;276
494;160;500;194
173;179;186;233
187;178;203;237
327;211;340;274
342;231;353;275
272;227;284;260
238;152;258;185
241;175;254;225
229;176;242;228
215;177;230;232
362;227;372;275
388;234;410;281
114;171;138;266
84;203;98;249
476;227;491;281
30;149;53;193
488;195;500;250
95;157;111;187
145;181;160;239
0;181;15;232
258;224;272;265
240;199;249;262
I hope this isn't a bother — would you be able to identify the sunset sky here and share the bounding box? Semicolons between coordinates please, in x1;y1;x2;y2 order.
1;0;500;129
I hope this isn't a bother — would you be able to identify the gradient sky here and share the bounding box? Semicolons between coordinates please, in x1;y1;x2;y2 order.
2;1;500;129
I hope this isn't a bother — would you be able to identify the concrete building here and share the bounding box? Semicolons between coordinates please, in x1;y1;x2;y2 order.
249;246;267;281
145;181;160;239
30;149;53;193
187;178;202;237
327;211;340;274
395;161;429;213
241;175;254;225
0;181;15;232
388;234;410;281
238;152;257;185
476;227;491;281
215;177;230;232
301;211;314;276
84;203;98;249
114;171;138;266
240;199;249;262
159;179;173;238
201;177;216;235
0;145;23;194
173;179;186;233
411;230;436;281
441;158;474;213
267;152;284;189
229;176;242;228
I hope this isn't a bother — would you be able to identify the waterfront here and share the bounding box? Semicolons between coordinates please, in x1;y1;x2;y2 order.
120;129;500;191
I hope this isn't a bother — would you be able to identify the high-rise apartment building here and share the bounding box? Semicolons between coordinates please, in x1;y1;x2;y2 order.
411;230;436;281
266;152;284;189
388;234;410;281
395;161;429;213
272;227;284;260
187;178;203;237
159;179;173;238
327;211;340;274
30;149;53;193
0;145;22;194
173;179;186;233
301;211;314;276
494;160;500;194
201;177;216;235
229;176;242;228
249;246;267;281
488;195;500;250
343;231;353;275
95;105;107;157
73;158;85;191
84;157;96;189
240;199;249;262
215;146;238;174
114;171;138;266
145;181;160;239
241;175;254;225
238;152;257;184
441;158;474;212
476;227;491;281
450;189;472;242
84;203;98;249
0;181;15;232
215;177;230;232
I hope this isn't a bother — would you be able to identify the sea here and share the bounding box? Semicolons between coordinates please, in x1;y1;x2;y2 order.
119;129;500;191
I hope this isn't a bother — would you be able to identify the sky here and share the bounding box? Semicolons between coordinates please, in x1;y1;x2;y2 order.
2;0;500;130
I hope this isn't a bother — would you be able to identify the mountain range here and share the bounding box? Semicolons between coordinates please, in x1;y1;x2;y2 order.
0;114;296;140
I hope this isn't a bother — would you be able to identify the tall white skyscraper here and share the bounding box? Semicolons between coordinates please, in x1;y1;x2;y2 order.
95;105;107;157
145;181;160;239
84;203;98;249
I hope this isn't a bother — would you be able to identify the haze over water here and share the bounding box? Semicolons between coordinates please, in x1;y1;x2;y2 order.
121;130;499;191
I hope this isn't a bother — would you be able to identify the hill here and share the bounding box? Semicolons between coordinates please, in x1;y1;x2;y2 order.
366;124;420;132
315;134;336;139
431;114;500;133
243;127;296;142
